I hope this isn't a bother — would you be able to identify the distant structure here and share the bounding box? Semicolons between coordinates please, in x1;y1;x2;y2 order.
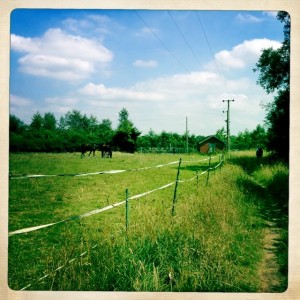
198;136;226;154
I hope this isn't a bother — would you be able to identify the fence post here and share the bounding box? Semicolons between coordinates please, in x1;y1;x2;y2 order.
206;155;212;186
125;189;129;232
196;170;199;195
172;158;182;216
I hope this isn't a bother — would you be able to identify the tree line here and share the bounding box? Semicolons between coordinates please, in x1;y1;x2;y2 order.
9;108;267;153
9;108;140;153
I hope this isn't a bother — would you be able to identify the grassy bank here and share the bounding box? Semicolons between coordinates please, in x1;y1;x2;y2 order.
8;151;288;291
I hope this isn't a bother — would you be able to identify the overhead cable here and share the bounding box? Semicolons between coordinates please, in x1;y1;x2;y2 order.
134;10;190;73
168;11;202;67
196;11;222;76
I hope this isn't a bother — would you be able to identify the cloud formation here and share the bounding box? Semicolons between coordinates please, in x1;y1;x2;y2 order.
133;60;158;68
211;38;281;71
11;28;113;81
235;13;264;23
10;35;280;135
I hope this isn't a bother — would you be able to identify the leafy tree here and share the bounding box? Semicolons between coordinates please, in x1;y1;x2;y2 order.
98;119;114;144
250;124;267;149
9;114;27;152
254;11;290;161
215;127;226;142
43;112;57;131
113;108;141;152
30;112;43;131
10;114;26;133
158;131;170;149
147;129;159;148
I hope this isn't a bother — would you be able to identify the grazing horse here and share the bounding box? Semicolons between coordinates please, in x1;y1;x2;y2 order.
80;144;99;158
101;144;112;158
256;146;263;160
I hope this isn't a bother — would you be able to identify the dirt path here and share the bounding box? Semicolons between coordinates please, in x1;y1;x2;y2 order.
252;179;288;292
259;220;286;292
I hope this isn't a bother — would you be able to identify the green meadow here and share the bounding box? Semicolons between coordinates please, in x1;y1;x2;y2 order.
8;151;288;292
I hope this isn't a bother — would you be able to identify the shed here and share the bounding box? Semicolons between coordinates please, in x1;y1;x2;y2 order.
198;136;226;154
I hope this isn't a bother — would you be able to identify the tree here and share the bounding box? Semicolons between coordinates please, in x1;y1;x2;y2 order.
10;114;26;133
250;124;267;149
113;108;141;152
215;127;226;142
98;119;114;144
30;112;43;131
9;114;27;152
43;112;57;131
254;11;290;161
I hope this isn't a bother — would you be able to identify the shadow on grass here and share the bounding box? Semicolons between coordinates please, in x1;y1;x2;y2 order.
229;155;270;174
236;166;288;292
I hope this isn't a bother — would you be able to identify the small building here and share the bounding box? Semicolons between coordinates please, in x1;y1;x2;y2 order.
198;135;226;154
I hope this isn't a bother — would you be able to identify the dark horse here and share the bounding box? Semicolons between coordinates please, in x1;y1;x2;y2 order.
101;144;112;158
256;146;263;160
80;144;100;158
80;143;112;158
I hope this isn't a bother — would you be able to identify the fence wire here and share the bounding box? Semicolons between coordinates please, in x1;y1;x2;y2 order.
10;154;224;290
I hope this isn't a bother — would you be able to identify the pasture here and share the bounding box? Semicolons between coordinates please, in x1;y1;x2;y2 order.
8;151;288;292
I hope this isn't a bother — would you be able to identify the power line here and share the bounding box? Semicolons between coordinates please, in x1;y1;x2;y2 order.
134;10;190;73
167;11;202;67
196;11;222;76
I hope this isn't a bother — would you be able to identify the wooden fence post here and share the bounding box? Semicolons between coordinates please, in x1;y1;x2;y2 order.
172;158;182;216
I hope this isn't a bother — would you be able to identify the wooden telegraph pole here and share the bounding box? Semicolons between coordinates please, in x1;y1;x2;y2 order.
222;99;234;153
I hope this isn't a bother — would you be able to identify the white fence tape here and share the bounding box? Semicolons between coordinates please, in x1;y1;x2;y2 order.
9;157;222;236
10;157;213;179
9;181;175;236
16;156;224;291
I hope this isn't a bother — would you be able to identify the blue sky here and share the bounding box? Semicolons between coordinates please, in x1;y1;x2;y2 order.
10;9;284;135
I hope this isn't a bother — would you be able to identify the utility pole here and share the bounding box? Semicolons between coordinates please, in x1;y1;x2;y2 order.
186;116;188;154
222;99;234;153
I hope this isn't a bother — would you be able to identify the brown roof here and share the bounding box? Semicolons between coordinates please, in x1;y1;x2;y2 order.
198;135;226;146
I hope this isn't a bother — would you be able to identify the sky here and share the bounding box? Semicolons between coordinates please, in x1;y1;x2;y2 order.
9;9;284;136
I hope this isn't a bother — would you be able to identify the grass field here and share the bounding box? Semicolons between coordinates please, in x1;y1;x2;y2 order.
8;151;288;292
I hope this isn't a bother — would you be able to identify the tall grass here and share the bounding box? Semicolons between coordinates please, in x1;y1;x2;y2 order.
8;151;287;291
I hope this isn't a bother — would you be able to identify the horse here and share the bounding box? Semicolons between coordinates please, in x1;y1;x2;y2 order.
101;144;112;158
256;147;263;160
80;144;100;158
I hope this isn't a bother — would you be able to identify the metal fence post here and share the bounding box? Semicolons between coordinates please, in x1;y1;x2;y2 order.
125;189;129;232
206;155;212;186
172;158;182;216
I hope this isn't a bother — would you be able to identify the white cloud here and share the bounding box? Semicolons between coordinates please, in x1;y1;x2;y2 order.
79;82;164;102
212;38;282;71
11;34;39;53
10;94;32;107
10;36;276;135
235;13;264;23
263;11;278;18
68;66;269;135
10;94;34;123
62;14;121;38
135;27;158;37
11;28;113;81
133;60;157;68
